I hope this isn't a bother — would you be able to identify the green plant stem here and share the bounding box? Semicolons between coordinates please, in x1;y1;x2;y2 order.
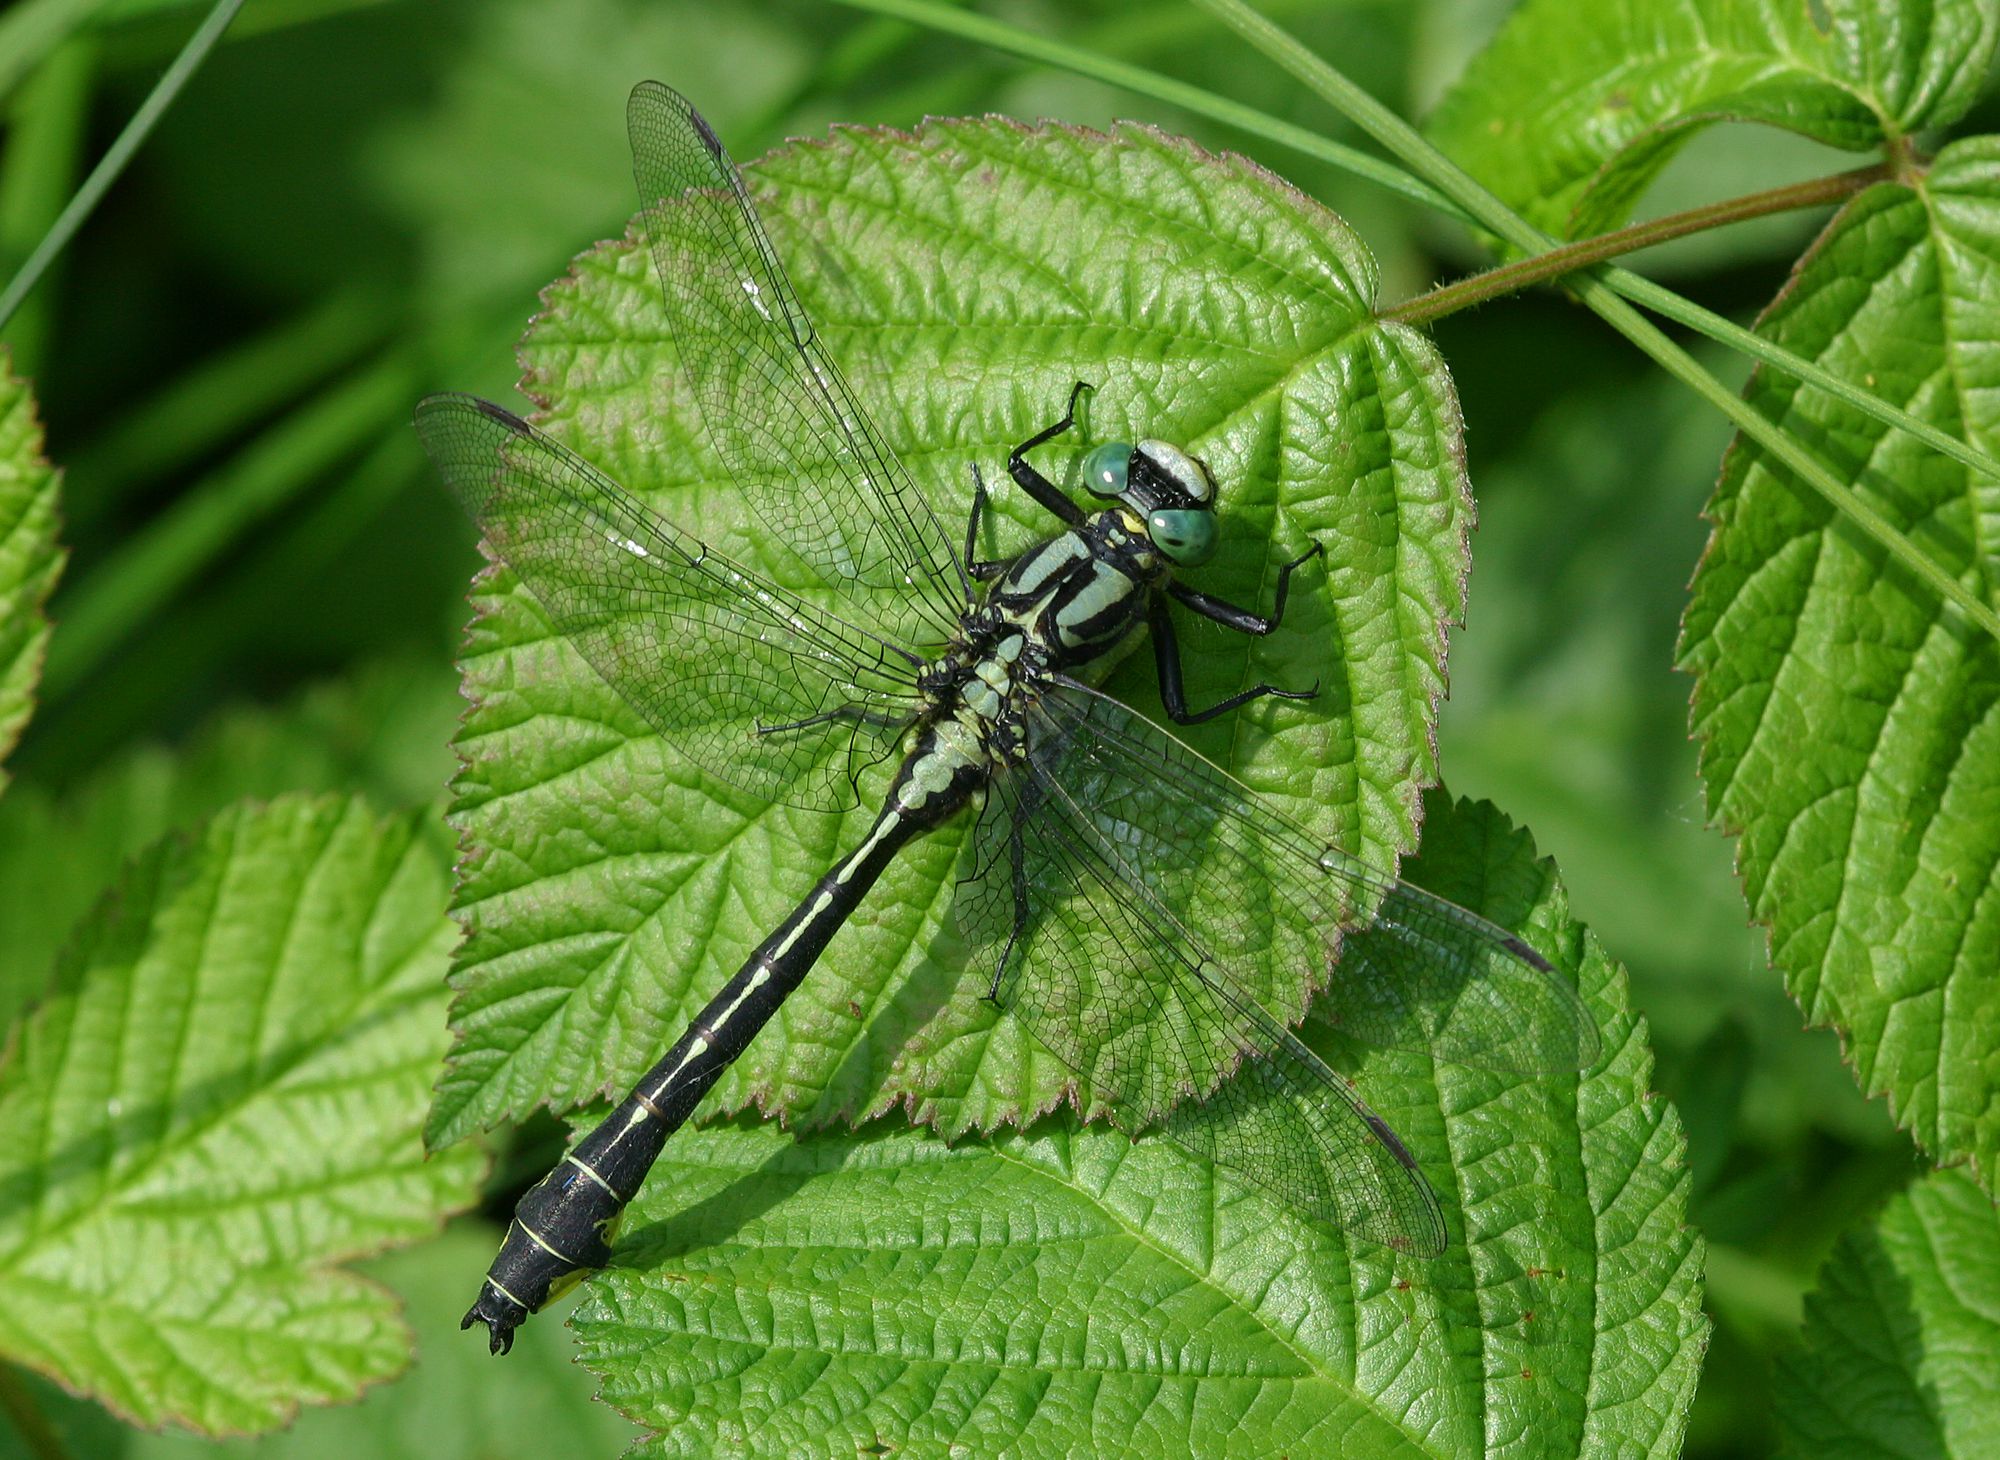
42;352;417;701
836;0;1469;221
1384;165;1890;326
832;0;2000;530
1602;269;2000;490
67;286;394;528
0;0;245;332
1192;0;2000;643
0;1364;72;1460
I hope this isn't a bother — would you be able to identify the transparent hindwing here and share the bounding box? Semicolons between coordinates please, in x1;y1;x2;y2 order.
958;681;1598;1253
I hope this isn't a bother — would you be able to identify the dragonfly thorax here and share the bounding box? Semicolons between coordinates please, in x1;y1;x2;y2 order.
974;513;1167;680
910;512;1169;772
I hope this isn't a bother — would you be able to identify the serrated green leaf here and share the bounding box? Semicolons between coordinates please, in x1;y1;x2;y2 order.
0;1224;638;1460
432;119;1473;1149
0;661;460;1034
1774;1169;2000;1457
122;1226;638;1460
1678;140;2000;1189
1426;0;2000;237
569;794;1703;1460
0;349;65;792
0;795;485;1436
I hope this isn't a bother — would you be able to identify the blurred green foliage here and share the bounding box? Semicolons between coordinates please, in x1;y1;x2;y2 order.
3;0;1985;1455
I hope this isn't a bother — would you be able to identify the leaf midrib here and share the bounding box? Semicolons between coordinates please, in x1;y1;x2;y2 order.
0;826;444;1279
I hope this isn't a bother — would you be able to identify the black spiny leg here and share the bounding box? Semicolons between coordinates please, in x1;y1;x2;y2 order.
963;464;1018;585
1149;598;1318;725
1152;543;1326;725
1007;380;1093;528
1167;541;1324;635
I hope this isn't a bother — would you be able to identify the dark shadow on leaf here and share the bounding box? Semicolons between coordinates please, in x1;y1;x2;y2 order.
608;1110;826;1267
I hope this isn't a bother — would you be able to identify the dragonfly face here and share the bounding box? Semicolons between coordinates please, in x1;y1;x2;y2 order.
1082;438;1220;567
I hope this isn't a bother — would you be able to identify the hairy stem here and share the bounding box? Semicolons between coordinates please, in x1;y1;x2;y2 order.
1384;166;1892;327
1195;0;2000;643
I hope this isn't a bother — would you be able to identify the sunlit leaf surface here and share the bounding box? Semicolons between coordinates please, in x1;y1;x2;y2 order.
1679;141;2000;1191
0;350;63;793
432;118;1478;1152
0;796;484;1434
0;664;459;1034
1428;0;2000;235
1776;1169;2000;1457
126;1227;640;1460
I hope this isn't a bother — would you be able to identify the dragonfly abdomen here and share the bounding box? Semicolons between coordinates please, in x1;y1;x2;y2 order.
462;732;978;1354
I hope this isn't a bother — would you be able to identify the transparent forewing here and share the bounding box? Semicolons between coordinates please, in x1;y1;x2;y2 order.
960;737;1446;1255
1021;685;1598;1074
625;81;966;646
416;394;923;812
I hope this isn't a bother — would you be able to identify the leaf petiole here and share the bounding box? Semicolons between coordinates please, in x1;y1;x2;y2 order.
1382;165;1893;328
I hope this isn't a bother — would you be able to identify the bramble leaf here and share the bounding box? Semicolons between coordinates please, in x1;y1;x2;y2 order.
571;795;1702;1460
0;349;64;794
0;662;459;1034
1678;140;2000;1191
1427;0;2000;236
0;1225;639;1460
0;796;484;1435
431;118;1476;1149
1775;1169;2000;1457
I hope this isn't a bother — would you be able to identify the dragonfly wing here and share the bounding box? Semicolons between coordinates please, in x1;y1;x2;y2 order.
955;682;1597;1248
625;81;966;647
416;393;923;813
958;740;1446;1254
1020;683;1597;1073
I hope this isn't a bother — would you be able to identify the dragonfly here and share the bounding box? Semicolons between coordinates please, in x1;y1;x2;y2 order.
417;81;1598;1356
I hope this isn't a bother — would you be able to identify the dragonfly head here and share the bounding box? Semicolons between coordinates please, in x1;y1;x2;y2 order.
1082;438;1219;567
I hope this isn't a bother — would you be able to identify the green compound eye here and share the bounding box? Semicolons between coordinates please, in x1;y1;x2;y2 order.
1148;508;1217;566
1083;441;1132;498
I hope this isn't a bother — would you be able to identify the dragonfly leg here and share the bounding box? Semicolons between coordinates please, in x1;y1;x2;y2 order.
1167;540;1325;635
985;805;1033;1004
963;464;1019;584
757;704;909;736
1006;381;1093;528
1148;593;1318;726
